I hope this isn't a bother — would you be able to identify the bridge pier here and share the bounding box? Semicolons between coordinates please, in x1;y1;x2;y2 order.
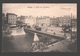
33;33;39;42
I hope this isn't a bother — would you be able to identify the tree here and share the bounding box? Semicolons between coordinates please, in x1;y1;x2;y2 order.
67;40;77;52
16;21;23;27
62;25;71;32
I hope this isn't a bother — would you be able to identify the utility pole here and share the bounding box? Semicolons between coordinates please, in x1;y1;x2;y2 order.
71;13;72;42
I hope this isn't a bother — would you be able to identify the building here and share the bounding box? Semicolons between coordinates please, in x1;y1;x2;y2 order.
50;17;59;26
17;16;26;23
71;19;77;32
36;16;50;31
2;13;5;25
20;16;26;23
17;17;21;21
36;16;50;27
56;17;63;26
58;16;71;26
6;13;17;25
71;19;77;28
62;15;71;26
25;16;36;28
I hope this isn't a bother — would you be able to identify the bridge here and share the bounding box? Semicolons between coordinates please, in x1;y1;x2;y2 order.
24;27;66;40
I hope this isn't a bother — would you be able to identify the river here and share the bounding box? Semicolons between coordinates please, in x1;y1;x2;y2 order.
7;27;34;52
2;27;65;52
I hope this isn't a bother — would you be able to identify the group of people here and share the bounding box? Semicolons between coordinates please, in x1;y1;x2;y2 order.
31;41;48;52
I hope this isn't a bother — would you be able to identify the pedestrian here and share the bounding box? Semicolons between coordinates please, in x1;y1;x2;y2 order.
64;33;67;39
67;36;71;41
54;32;55;35
64;33;66;36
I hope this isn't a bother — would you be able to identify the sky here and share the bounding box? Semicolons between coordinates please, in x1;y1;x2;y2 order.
2;3;77;18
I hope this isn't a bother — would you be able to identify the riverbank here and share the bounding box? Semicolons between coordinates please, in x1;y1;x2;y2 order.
2;26;77;52
2;28;14;52
32;39;76;52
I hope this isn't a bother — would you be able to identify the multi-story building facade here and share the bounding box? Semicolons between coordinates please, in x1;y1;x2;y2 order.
6;13;17;25
36;16;50;31
2;13;5;25
20;16;26;23
58;16;71;26
50;17;59;26
25;16;36;28
71;19;77;32
36;16;50;27
62;16;71;26
71;19;77;28
56;17;63;26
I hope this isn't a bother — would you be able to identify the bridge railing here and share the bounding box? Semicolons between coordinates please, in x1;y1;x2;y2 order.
24;26;66;38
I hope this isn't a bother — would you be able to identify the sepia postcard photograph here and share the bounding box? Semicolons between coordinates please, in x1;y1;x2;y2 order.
2;3;77;52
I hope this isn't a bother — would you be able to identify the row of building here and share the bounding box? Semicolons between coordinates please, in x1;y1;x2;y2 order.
36;16;77;28
2;13;77;29
50;16;77;28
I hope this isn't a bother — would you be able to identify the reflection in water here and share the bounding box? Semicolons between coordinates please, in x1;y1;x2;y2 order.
11;27;26;36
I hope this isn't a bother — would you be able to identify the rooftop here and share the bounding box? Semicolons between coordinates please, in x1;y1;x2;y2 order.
6;13;17;16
